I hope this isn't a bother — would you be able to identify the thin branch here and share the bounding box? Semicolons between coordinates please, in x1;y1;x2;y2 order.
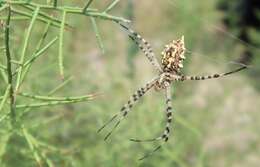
22;127;56;166
22;126;43;166
16;99;96;109
90;17;105;54
24;36;58;67
10;7;64;29
5;1;130;23
0;4;8;12
83;0;94;13
59;10;66;80
0;85;10;113
48;76;73;95
15;6;40;92
0;113;9;123
18;92;100;101
0;70;8;84
53;0;57;7
104;0;120;13
20;37;58;84
0;64;7;70
5;6;16;125
21;4;73;29
11;36;57;76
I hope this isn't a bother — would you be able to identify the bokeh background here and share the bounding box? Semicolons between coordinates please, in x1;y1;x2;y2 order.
0;0;260;166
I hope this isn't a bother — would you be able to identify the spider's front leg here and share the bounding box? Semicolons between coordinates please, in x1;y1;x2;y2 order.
97;77;159;141
115;21;163;73
177;66;247;81
131;85;173;160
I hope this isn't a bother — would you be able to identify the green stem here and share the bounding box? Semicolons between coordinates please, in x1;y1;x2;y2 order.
0;64;7;70
104;0;120;13
20;37;58;84
53;0;57;7
11;7;62;29
47;76;73;95
18;92;98;101
22;126;42;166
11;37;57;77
13;1;97;12
0;85;10;113
0;70;8;84
16;99;95;109
15;6;40;92
4;0;130;23
24;37;58;67
90;17;105;54
59;10;66;79
0;4;8;12
21;4;73;29
83;0;94;13
5;6;16;126
0;16;29;20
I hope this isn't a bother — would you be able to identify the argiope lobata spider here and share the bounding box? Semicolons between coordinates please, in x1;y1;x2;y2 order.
98;21;247;160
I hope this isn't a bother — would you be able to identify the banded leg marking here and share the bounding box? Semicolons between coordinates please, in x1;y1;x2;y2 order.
115;21;162;72
98;78;158;140
135;86;173;160
177;66;247;81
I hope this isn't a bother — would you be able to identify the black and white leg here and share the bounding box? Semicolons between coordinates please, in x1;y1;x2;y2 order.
115;21;162;72
98;77;159;140
131;86;173;160
178;66;247;81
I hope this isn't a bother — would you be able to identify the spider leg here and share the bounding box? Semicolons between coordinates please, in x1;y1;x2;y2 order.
115;21;162;73
136;86;173;160
178;66;247;81
98;77;158;140
139;145;162;161
130;86;172;143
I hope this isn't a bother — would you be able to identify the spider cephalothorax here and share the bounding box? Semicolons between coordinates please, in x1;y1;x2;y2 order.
161;36;186;73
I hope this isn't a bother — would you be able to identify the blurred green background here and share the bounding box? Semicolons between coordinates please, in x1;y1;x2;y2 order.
0;0;260;166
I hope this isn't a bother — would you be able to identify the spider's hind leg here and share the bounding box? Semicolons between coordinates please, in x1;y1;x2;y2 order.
131;86;173;160
98;77;158;141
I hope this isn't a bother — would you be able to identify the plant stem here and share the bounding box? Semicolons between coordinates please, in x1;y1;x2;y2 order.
83;0;94;13
104;0;120;13
4;0;130;23
16;99;95;109
22;5;73;29
18;92;99;101
0;85;10;112
15;6;40;92
53;0;57;7
0;64;7;70
20;37;58;84
5;6;16;126
90;17;105;54
22;126;42;166
47;76;73;95
11;7;64;29
59;9;66;80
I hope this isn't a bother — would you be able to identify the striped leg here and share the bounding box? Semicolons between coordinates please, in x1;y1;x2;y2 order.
115;21;162;72
177;66;247;81
97;77;158;141
131;86;173;160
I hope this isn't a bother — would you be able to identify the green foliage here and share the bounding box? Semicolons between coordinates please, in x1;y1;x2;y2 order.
0;0;128;166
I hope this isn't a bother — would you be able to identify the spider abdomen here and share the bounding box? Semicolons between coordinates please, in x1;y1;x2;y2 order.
161;36;186;73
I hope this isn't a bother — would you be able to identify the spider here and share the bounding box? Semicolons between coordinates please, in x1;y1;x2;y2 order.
98;21;247;160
